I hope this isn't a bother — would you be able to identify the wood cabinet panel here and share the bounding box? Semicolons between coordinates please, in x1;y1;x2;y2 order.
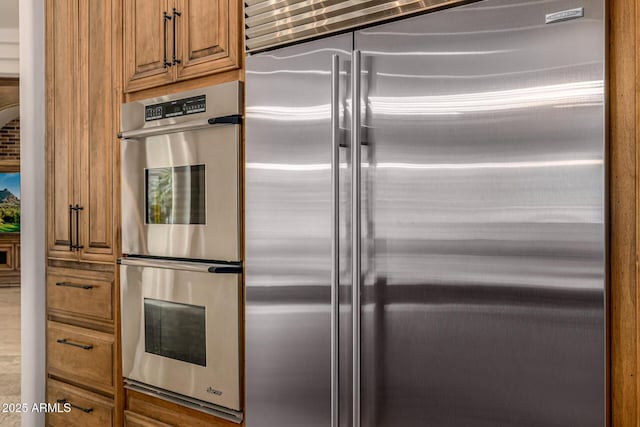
78;0;117;262
47;0;118;264
0;237;19;285
123;0;240;92
47;321;114;394
175;0;239;81
46;0;122;425
610;0;639;425
0;244;14;270
123;0;173;92
47;269;114;322
46;0;77;261
126;390;239;427
47;378;114;427
125;411;175;427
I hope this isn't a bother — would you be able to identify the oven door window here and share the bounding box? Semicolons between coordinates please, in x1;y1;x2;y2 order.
144;298;206;366
145;165;206;224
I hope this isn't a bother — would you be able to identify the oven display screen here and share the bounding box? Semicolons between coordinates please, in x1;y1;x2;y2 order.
145;95;206;121
144;298;206;366
145;165;206;225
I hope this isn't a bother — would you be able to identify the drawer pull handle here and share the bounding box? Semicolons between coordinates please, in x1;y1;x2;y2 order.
55;282;94;290
56;399;93;413
56;339;93;350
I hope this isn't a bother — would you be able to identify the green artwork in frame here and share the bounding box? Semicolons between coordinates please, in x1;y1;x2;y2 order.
0;173;20;233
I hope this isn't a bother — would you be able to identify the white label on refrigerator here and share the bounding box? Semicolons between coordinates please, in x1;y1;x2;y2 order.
545;7;584;24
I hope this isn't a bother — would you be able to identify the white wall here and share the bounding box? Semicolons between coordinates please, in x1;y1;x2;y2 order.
20;0;46;425
0;0;19;77
0;27;19;77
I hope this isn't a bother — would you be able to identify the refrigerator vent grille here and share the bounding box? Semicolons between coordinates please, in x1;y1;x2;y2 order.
244;0;470;53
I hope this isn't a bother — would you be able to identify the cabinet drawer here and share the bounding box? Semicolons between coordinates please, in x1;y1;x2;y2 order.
47;272;113;321
125;411;175;427
47;378;114;427
47;321;114;392
126;390;240;427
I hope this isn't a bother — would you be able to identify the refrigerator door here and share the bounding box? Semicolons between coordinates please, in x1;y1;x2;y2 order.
355;0;605;426
245;34;352;427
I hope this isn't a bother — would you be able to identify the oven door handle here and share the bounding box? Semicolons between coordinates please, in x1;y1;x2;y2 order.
208;265;243;274
118;114;243;139
207;114;242;125
118;257;242;274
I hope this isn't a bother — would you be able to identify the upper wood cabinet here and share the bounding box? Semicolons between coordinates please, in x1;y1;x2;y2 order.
123;0;173;91
123;0;240;92
46;0;119;264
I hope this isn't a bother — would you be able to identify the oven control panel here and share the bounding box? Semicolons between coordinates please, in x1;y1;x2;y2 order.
145;95;206;121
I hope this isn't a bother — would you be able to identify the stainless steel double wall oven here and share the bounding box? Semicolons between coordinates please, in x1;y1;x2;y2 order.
119;82;243;422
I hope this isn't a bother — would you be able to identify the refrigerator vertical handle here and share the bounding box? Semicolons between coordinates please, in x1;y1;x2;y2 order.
351;49;362;427
330;53;340;427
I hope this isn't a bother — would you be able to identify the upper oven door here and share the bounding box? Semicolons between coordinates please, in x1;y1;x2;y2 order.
120;82;242;262
121;125;240;261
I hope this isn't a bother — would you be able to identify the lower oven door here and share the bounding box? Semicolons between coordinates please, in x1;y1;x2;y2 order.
120;258;241;411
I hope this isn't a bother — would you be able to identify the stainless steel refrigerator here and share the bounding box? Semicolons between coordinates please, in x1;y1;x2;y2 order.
245;0;606;426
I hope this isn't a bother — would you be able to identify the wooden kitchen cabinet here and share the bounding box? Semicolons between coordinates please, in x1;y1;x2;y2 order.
124;411;175;427
47;267;115;325
123;0;173;91
47;320;115;394
46;0;122;425
46;0;118;264
126;391;240;427
174;0;240;81
47;379;115;427
46;0;76;262
123;0;240;92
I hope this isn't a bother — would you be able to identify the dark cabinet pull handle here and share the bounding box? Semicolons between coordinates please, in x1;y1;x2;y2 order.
163;11;172;68
68;205;73;251
55;282;93;290
74;205;83;251
56;399;93;413
56;339;93;350
172;8;181;65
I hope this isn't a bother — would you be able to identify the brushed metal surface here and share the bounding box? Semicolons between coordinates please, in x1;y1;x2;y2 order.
121;264;241;411
330;53;340;427
121;83;242;262
124;380;244;423
244;0;470;53
118;257;240;273
355;0;605;425
119;119;237;140
245;34;351;427
247;0;605;424
120;82;242;133
351;49;362;427
121;125;240;261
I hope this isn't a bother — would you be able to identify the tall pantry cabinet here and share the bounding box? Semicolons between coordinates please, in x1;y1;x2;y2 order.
45;0;122;425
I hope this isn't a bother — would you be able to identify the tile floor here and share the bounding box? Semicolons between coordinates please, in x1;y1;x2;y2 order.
0;287;20;427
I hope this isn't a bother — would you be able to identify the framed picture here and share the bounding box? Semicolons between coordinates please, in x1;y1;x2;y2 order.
0;172;19;233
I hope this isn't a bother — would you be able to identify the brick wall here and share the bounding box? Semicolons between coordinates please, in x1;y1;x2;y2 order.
0;119;19;161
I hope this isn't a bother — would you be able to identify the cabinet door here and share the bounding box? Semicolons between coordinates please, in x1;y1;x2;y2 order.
123;0;173;92
174;0;240;81
46;0;78;261
77;0;118;263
